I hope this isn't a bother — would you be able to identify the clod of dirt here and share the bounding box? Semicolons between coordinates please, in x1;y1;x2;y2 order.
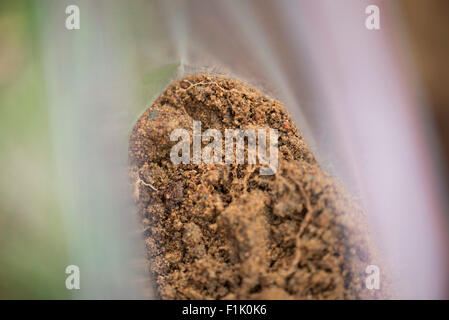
129;74;391;299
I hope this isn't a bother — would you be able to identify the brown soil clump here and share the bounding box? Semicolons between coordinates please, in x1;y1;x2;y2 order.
129;74;390;299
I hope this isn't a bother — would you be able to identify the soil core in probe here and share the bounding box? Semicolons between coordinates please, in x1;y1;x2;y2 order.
128;74;389;299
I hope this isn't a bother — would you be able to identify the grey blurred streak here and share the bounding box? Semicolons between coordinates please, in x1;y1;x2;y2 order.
39;0;153;299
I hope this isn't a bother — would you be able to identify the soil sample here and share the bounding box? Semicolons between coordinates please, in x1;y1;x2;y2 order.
129;74;390;299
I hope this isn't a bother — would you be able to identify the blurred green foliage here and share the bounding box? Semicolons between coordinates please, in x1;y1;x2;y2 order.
0;1;71;299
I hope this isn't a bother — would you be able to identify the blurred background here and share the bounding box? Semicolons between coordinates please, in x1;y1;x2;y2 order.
0;0;448;299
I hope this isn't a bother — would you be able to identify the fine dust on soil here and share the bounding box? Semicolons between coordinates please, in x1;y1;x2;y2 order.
128;74;390;299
